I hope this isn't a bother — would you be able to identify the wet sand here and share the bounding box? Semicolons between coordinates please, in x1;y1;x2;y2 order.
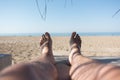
0;36;120;64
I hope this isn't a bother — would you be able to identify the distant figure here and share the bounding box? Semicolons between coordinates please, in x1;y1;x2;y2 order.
1;32;120;80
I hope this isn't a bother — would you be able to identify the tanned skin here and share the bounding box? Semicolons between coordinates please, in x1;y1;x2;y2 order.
69;32;120;80
0;32;58;80
1;32;120;80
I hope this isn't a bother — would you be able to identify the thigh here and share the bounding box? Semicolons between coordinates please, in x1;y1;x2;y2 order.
0;62;58;80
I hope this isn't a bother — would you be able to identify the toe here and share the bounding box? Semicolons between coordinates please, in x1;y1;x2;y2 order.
42;34;47;40
45;32;51;40
76;34;80;40
71;32;76;39
40;34;46;46
76;34;81;46
70;32;76;45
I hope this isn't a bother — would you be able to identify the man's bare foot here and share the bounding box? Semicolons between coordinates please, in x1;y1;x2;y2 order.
0;32;58;80
69;32;82;64
40;32;55;64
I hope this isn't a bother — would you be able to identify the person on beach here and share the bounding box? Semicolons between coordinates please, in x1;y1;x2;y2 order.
0;32;120;80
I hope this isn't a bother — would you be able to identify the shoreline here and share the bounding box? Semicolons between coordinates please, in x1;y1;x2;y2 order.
1;32;120;37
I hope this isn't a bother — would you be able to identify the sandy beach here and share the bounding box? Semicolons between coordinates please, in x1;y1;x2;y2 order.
0;36;120;64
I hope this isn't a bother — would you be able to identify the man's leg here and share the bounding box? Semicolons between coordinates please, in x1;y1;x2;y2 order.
69;32;120;80
0;32;58;80
69;32;93;65
69;32;98;80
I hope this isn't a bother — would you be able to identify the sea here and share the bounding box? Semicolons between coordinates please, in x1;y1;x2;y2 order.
0;32;120;36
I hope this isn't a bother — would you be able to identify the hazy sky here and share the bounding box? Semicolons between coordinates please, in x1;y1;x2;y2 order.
0;0;120;33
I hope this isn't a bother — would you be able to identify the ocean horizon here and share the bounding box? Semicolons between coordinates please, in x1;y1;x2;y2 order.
0;32;120;36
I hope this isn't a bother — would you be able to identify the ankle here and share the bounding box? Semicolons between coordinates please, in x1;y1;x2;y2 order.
71;47;80;53
42;47;52;54
71;43;80;49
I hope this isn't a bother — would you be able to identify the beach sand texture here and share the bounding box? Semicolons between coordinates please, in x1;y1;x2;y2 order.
0;36;120;64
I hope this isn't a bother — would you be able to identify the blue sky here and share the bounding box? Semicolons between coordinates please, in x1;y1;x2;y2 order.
0;0;120;33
